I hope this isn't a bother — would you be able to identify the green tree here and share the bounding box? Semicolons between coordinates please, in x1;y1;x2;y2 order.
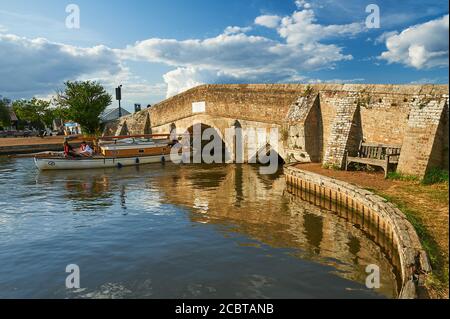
0;97;12;128
12;98;54;129
54;81;112;135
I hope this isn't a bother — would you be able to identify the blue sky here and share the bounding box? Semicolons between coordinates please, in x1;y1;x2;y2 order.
0;0;448;112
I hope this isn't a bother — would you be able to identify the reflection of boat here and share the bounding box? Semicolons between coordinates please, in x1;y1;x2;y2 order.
34;134;173;171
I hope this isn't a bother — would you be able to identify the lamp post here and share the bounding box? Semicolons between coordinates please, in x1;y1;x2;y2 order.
115;85;123;118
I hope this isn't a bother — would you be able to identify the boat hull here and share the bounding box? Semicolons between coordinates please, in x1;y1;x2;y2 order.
34;155;171;171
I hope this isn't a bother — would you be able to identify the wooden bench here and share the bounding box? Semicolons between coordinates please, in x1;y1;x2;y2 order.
345;142;402;178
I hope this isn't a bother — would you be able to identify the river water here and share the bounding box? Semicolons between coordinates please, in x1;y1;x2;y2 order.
0;158;398;298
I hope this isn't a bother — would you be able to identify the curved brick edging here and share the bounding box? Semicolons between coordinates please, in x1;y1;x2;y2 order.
284;164;431;299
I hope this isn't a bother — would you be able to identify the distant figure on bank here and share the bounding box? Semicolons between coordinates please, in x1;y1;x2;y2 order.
79;141;94;157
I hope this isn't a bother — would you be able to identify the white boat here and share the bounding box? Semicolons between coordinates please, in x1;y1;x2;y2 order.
34;134;175;171
34;154;171;171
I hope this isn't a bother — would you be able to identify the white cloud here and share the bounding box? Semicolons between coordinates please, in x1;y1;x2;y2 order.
119;82;167;106
162;66;310;98
374;31;398;45
124;32;354;97
277;9;364;45
291;0;448;29
0;1;372;102
0;32;164;107
224;26;252;35
0;25;7;33
126;3;365;97
0;33;123;98
85;66;167;105
295;0;312;9
380;14;449;69
255;15;281;28
163;67;208;98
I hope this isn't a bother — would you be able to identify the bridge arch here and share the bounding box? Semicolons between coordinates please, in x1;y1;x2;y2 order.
185;122;232;164
150;114;286;164
144;113;152;134
247;142;286;166
117;121;129;136
143;114;152;135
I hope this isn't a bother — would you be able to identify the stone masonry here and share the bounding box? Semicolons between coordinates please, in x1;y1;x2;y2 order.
322;92;359;168
285;92;323;163
105;84;449;177
397;95;449;176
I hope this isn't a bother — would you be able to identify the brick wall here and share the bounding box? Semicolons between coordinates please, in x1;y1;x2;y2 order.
105;84;448;176
146;84;310;128
397;96;449;177
285;93;323;163
322;93;359;168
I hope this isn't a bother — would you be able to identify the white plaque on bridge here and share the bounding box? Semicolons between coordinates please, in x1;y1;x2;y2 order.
192;101;206;113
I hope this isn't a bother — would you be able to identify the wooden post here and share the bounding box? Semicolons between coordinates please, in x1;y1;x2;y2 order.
345;151;349;171
384;155;390;179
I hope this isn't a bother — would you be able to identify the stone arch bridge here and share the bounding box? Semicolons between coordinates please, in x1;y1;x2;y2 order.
104;84;449;177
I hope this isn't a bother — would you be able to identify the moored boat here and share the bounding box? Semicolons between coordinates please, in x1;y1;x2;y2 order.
34;134;174;171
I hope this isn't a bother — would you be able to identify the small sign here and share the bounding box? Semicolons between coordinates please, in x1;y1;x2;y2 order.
115;87;122;101
192;101;206;113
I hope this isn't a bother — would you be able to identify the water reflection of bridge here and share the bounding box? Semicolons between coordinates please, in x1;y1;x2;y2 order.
36;163;399;297
154;164;399;298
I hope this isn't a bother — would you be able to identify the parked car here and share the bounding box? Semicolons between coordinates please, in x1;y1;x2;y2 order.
13;131;23;137
22;130;38;137
3;130;16;137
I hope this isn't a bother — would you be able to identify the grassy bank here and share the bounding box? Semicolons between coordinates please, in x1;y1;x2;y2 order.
295;163;449;299
364;171;448;298
372;187;448;298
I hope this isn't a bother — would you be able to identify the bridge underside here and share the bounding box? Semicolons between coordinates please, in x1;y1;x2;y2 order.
151;114;286;164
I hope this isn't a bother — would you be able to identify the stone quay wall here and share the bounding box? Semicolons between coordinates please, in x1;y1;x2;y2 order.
284;165;431;299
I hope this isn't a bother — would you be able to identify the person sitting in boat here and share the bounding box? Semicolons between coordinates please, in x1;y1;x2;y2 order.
79;141;94;157
63;141;77;158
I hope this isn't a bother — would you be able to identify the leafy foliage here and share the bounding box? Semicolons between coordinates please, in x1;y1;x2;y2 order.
54;81;112;135
0;97;11;128
12;98;55;129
